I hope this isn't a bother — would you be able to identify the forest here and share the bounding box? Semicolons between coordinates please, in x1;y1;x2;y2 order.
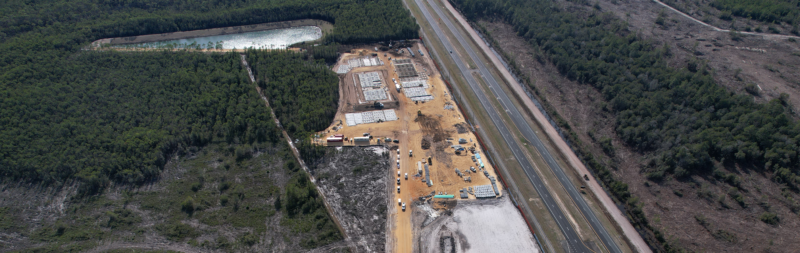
452;0;800;250
710;0;800;25
0;51;279;193
246;50;341;140
0;0;418;188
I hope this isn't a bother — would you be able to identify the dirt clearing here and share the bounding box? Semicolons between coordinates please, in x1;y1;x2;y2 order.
412;197;539;253
317;43;508;253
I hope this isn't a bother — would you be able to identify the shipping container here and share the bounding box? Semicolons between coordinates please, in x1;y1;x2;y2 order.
326;137;343;142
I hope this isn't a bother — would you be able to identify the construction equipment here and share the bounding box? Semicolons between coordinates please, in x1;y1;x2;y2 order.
417;110;422;116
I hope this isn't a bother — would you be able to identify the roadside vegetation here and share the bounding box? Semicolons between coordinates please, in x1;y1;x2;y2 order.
453;0;800;251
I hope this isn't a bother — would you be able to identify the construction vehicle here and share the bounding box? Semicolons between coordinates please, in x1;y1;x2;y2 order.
417;110;422;116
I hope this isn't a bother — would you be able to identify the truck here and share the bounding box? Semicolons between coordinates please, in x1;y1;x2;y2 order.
409;150;413;157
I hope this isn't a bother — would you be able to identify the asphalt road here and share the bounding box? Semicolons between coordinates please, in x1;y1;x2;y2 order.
414;0;623;252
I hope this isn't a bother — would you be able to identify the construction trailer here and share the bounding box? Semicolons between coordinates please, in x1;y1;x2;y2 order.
353;137;370;142
326;137;343;142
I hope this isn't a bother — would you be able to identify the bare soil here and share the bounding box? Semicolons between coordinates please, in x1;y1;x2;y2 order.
478;0;800;251
411;197;539;253
317;44;506;253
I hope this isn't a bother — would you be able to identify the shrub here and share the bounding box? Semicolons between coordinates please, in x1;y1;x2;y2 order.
759;212;779;225
181;197;196;214
160;222;199;241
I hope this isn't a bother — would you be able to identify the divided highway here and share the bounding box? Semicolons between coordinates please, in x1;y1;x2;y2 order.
413;0;623;252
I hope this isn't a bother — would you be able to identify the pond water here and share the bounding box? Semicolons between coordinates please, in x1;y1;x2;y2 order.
113;26;322;50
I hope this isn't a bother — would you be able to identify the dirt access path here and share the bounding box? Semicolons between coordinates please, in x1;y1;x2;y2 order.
651;0;800;41
240;54;354;251
440;1;651;252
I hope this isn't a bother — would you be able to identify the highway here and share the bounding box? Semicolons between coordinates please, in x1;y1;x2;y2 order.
413;0;623;252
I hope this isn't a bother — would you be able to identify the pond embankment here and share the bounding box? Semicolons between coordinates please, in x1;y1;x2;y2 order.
91;19;333;49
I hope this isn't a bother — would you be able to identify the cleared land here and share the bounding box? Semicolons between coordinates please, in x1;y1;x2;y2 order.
316;44;508;253
307;147;392;252
412;197;539;253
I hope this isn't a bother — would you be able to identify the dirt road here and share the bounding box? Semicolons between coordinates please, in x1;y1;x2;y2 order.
650;0;800;40
440;1;651;252
240;54;353;251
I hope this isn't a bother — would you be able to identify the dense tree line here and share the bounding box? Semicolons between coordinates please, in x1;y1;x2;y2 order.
246;50;340;140
0;51;279;192
710;0;800;25
452;0;800;250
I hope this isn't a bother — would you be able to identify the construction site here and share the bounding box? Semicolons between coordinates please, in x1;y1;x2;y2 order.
315;41;538;252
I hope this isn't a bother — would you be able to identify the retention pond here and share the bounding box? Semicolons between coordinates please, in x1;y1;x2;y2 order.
92;19;331;50
113;26;321;50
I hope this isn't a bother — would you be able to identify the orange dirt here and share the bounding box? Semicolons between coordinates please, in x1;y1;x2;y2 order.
316;43;504;253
